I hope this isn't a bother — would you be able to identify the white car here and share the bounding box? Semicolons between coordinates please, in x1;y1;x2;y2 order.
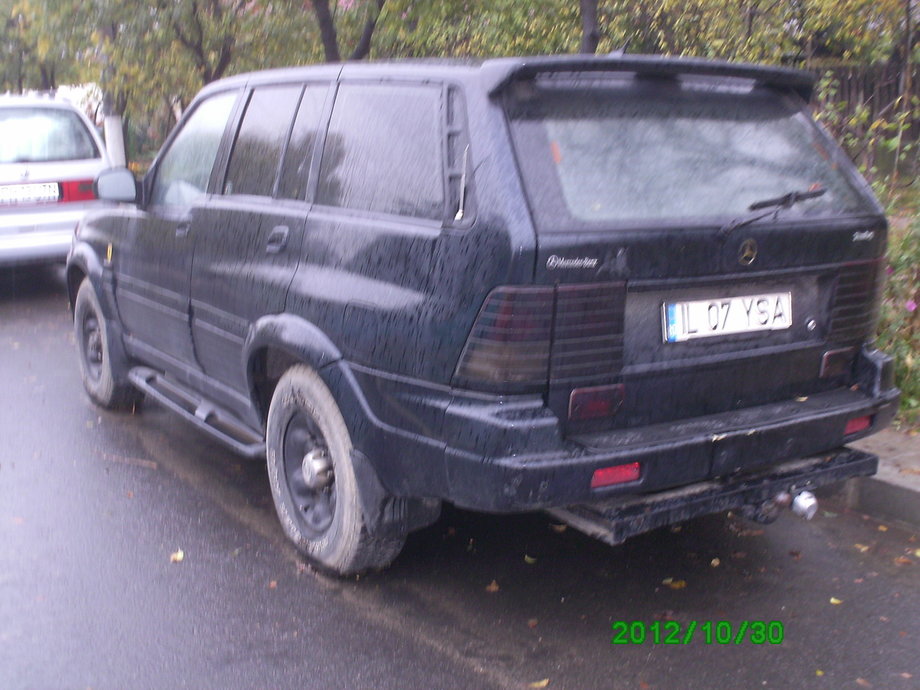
0;96;111;265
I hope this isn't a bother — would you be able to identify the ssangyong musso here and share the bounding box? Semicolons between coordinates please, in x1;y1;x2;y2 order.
67;56;899;574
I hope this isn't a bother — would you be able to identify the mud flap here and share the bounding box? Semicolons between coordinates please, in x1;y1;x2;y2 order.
350;449;442;538
546;447;878;546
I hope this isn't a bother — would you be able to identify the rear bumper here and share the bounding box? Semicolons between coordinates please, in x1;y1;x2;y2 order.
0;204;102;265
441;385;898;511
335;348;898;513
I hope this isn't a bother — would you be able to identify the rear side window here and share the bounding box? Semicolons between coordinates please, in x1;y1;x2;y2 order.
317;84;444;220
224;85;303;197
0;107;99;163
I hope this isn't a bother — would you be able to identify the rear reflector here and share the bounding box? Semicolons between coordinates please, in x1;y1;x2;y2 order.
60;179;96;203
569;384;624;421
844;415;871;436
590;462;641;489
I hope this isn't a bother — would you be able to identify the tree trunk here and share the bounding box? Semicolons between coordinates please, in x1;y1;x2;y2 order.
579;0;600;54
350;0;386;60
312;0;342;62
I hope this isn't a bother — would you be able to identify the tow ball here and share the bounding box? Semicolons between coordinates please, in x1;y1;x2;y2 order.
742;490;819;524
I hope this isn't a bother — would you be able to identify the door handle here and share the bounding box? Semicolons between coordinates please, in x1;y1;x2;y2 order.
265;225;290;254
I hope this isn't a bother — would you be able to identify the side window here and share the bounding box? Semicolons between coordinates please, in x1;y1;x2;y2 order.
278;85;328;200
151;92;237;207
316;84;444;220
224;85;303;197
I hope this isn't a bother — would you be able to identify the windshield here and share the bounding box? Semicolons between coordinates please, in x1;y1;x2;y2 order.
0;107;100;164
507;80;872;228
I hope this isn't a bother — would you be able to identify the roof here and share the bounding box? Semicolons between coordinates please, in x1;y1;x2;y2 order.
202;54;816;102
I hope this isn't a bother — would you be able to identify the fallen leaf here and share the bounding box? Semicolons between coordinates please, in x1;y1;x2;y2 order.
12;517;24;525
816;670;824;677
914;549;920;558
268;580;277;589
879;616;890;622
529;680;550;688
829;597;843;605
524;555;538;565
854;543;870;553
894;556;912;566
731;551;747;559
639;682;651;690
878;525;888;532
170;549;184;563
822;511;839;518
662;578;687;590
855;678;872;688
670;525;683;533
795;395;808;402
485;580;500;593
789;550;801;560
710;558;721;567
126;491;134;499
854;578;864;584
899;672;913;679
527;618;538;629
549;523;567;533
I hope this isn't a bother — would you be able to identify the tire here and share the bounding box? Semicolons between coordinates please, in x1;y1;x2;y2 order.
266;365;405;575
74;277;139;410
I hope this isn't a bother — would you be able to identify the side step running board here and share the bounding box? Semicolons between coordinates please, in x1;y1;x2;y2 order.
128;367;265;458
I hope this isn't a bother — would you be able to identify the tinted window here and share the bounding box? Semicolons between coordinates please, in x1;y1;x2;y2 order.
278;85;328;200
0;107;99;163
317;84;444;219
224;85;302;197
508;83;871;227
151;92;236;206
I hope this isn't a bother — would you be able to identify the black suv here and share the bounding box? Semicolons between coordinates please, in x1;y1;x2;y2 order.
67;55;899;575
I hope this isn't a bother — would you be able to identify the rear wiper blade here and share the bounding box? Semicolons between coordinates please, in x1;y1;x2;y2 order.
718;187;826;239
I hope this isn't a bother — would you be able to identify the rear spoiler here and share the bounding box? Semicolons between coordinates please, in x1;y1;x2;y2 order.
480;54;816;102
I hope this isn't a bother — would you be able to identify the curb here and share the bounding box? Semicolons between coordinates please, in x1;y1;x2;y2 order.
822;430;920;531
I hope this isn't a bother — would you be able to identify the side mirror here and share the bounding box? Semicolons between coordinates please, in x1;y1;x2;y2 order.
95;167;138;203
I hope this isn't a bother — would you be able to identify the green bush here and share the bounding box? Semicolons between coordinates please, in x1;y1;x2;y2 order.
876;213;920;428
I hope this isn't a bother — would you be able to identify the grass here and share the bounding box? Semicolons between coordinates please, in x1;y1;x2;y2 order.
876;193;920;430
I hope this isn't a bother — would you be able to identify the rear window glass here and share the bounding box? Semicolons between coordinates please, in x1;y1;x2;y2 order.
0;107;99;163
507;81;872;228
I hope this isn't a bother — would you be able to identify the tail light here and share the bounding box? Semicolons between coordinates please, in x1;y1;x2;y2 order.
453;287;554;391
829;259;884;346
590;462;641;489
454;282;626;393
59;179;96;203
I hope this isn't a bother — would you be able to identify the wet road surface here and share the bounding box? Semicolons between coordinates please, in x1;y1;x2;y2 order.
1;266;918;689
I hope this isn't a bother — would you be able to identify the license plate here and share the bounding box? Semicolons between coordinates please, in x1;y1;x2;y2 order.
0;182;60;206
663;292;792;343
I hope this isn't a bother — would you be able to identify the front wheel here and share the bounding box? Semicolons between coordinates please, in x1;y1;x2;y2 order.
74;278;139;410
265;365;405;575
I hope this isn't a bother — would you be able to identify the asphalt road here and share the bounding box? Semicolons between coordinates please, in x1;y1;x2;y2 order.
1;265;918;690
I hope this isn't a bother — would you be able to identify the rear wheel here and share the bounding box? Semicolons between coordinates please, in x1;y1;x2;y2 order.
74;278;139;410
265;365;405;575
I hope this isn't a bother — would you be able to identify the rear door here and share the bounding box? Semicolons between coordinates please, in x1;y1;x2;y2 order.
189;83;331;406
504;75;885;437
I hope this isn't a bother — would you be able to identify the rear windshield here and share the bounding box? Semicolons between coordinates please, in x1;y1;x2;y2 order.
0;107;100;164
506;79;873;229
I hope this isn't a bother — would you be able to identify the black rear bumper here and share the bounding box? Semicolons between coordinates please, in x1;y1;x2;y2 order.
546;447;878;545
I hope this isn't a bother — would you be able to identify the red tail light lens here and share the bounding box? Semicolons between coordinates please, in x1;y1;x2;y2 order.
60;179;96;203
454;286;554;391
844;415;872;437
590;462;641;489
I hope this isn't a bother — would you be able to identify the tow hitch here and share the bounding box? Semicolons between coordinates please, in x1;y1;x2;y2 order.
547;448;876;546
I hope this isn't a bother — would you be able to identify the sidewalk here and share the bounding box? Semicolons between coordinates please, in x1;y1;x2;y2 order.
842;428;920;530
